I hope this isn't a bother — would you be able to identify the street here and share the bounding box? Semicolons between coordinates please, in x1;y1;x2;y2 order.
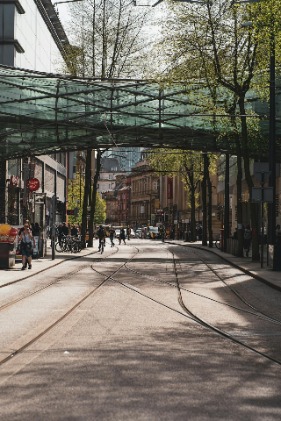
0;239;281;420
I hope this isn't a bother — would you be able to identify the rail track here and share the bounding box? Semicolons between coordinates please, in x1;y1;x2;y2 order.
1;240;281;370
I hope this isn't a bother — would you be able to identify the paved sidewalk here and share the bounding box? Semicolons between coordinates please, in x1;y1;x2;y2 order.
0;244;96;286
168;240;281;292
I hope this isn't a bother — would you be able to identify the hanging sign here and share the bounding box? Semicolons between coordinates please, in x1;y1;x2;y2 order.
26;178;40;192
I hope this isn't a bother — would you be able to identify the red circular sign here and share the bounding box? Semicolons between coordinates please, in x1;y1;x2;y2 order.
26;178;40;192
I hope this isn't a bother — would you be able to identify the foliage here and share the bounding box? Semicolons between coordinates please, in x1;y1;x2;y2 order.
67;174;106;225
66;0;156;79
147;148;217;207
94;192;107;224
67;173;84;225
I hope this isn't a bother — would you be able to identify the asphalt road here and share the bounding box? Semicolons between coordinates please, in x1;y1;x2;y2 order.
0;239;281;420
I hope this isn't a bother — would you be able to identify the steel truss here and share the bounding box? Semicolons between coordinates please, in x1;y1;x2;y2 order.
0;65;276;159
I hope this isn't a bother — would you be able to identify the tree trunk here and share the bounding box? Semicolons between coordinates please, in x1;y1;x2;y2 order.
201;153;208;246
236;141;244;257
238;97;259;261
206;154;213;247
88;149;102;247
81;148;92;249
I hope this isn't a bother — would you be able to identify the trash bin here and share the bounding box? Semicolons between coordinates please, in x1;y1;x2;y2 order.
0;242;16;269
0;224;18;269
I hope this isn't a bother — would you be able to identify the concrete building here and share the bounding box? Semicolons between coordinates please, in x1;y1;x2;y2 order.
0;0;71;231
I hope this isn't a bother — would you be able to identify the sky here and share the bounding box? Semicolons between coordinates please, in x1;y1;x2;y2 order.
51;0;166;46
52;1;71;26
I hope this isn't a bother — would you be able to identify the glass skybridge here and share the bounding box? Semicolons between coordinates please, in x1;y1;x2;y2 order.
0;65;277;160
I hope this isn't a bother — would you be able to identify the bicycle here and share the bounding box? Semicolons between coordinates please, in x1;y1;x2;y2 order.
55;234;68;252
71;236;82;253
55;234;82;253
215;238;221;249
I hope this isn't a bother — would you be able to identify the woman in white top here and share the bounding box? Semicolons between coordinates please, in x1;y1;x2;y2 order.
19;224;35;270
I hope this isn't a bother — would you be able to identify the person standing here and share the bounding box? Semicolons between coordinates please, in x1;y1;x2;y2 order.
71;225;79;237
159;225;165;242
243;224;252;257
19;223;35;270
119;228;126;245
96;225;106;251
109;227;115;247
19;219;32;235
32;222;41;258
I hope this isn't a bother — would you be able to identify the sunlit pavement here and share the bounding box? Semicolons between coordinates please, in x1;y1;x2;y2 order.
2;238;281;292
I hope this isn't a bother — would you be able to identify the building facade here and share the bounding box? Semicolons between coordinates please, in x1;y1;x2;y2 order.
0;0;71;231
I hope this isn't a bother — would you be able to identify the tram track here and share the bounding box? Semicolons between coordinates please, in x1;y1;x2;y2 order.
169;248;281;366
0;245;138;367
92;262;281;366
124;251;281;327
1;240;281;369
116;243;281;366
0;241;121;309
0;248;97;289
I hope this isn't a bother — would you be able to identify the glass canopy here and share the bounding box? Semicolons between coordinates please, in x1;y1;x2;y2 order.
0;65;277;160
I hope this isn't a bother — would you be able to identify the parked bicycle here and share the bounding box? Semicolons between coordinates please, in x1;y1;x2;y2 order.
55;234;82;253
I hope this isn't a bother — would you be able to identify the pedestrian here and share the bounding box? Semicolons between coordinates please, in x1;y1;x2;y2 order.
127;226;131;240
96;225;106;251
32;222;41;258
19;219;31;235
109;227;115;247
243;224;252;257
18;223;35;270
159;225;165;242
71;225;79;237
119;227;126;245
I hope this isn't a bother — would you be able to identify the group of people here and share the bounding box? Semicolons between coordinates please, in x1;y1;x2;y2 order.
96;226;129;251
234;223;281;258
56;222;79;239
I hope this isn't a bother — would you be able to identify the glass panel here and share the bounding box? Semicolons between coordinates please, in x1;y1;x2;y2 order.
0;65;274;160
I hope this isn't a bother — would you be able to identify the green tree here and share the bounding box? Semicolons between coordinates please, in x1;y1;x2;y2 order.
151;0;281;260
94;192;107;225
67;173;85;225
64;0;156;247
148;149;216;242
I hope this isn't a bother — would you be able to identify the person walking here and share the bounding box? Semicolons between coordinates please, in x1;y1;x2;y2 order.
119;228;126;245
19;223;35;270
70;225;79;237
32;222;41;258
109;227;115;247
96;225;106;251
159;225;165;242
243;224;252;257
